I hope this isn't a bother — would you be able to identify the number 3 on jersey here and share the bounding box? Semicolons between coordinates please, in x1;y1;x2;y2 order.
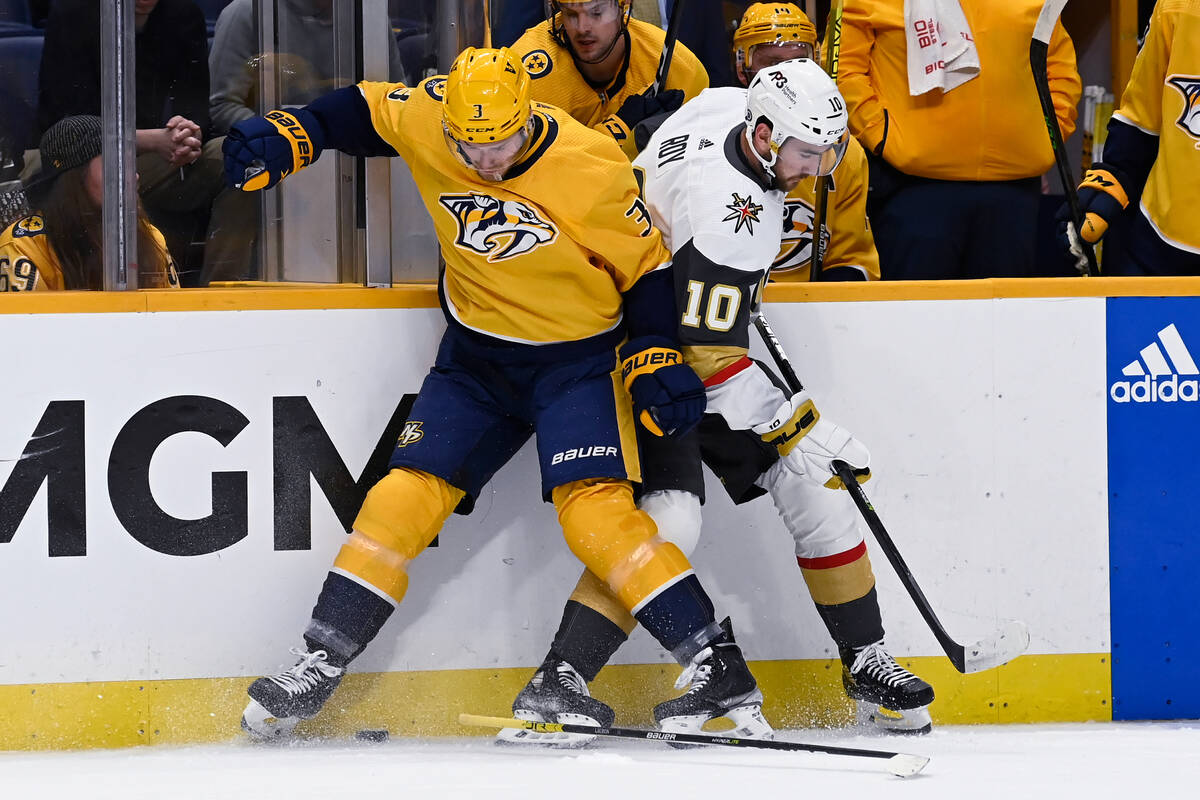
681;280;741;332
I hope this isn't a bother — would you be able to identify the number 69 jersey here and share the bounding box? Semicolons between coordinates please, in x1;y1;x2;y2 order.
632;87;786;386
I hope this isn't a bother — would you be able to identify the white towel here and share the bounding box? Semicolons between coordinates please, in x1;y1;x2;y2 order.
904;0;980;96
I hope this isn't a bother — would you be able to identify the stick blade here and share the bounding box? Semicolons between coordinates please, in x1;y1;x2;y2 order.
962;620;1030;673
886;753;931;778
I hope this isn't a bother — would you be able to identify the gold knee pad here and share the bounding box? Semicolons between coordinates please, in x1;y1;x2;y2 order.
333;468;464;603
553;478;692;612
799;542;876;606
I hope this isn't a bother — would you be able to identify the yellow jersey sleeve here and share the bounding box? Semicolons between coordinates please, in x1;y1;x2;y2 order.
0;215;57;291
356;79;420;162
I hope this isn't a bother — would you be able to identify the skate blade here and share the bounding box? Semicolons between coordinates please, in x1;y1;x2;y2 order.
241;699;301;742
494;711;598;749
855;700;932;736
658;702;774;748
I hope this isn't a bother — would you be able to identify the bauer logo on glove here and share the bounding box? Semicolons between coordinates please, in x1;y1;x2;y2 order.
619;336;706;438
223;107;325;192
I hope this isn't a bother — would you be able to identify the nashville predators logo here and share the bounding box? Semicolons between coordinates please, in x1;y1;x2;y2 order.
12;214;44;238
522;49;553;79
773;200;817;272
397;421;424;447
424;77;446;102
1167;75;1200;140
723;192;763;234
439;193;558;261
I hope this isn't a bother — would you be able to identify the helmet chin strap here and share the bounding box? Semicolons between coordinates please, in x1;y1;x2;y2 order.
745;125;779;183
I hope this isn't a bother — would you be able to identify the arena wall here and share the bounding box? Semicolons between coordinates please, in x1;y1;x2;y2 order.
2;278;1196;750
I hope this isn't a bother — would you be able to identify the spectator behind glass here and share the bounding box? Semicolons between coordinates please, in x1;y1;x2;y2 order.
34;0;223;284
203;0;405;283
0;116;179;291
838;1;1081;280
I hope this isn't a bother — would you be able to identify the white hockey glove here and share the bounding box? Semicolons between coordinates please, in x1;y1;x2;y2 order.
753;391;871;490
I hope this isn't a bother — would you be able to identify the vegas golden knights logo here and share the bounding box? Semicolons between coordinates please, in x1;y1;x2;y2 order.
1167;75;1200;140
438;193;558;262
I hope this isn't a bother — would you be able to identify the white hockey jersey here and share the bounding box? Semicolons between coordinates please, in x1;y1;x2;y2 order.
632;87;794;429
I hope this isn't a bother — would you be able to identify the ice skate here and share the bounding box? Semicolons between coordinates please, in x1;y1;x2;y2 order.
496;659;614;748
842;640;934;735
653;622;773;740
241;647;345;741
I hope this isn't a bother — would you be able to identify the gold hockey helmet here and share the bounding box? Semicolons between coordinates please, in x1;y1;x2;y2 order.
733;3;818;73
442;47;533;144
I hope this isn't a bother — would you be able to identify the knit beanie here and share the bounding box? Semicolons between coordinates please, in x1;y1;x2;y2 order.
25;115;103;190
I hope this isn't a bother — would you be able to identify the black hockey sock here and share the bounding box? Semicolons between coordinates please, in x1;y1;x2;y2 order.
304;571;395;668
815;586;886;654
546;600;630;682
634;574;716;653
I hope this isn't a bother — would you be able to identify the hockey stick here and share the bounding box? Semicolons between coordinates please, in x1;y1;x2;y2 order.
460;714;929;777
1031;0;1098;277
650;0;686;96
752;311;1030;674
809;0;843;282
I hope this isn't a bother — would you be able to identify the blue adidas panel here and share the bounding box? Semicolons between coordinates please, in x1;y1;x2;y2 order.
1107;297;1200;719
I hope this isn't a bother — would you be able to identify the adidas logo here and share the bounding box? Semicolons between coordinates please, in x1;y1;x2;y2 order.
698;138;714;150
1110;323;1200;403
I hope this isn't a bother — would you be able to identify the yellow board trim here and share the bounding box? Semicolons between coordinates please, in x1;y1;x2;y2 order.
6;277;1200;316
0;653;1110;751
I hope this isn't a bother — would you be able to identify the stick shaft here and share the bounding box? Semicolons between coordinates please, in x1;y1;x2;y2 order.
651;0;687;95
809;0;843;281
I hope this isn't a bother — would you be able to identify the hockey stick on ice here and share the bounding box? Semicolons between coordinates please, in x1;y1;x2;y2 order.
809;0;843;282
1031;0;1098;277
752;311;1030;674
460;714;929;777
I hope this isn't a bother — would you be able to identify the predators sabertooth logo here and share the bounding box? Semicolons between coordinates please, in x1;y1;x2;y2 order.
439;193;558;261
1167;75;1200;140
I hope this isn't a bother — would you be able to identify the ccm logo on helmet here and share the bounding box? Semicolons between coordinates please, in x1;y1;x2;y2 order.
551;446;619;465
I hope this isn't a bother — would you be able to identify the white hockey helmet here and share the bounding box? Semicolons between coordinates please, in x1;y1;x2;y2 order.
744;58;849;180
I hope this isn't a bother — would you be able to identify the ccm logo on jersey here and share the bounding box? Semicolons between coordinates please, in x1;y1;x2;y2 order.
439;192;558;261
551;445;619;465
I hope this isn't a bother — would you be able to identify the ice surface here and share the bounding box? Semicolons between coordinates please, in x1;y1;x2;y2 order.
3;722;1197;800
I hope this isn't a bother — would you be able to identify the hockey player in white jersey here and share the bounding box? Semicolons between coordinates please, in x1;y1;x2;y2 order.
503;58;934;743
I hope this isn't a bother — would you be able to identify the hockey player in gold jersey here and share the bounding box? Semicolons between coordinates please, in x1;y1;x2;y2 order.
732;2;879;281
503;59;933;746
1058;0;1200;275
511;0;709;159
222;47;769;741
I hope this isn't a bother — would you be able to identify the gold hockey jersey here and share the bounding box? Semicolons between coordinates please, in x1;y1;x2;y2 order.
357;78;670;345
511;18;709;159
839;0;1080;181
1112;0;1200;254
770;135;880;281
0;214;178;291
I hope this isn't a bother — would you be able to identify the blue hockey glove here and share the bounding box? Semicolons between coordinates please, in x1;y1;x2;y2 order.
223;108;324;192
620;336;706;438
1055;163;1130;273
